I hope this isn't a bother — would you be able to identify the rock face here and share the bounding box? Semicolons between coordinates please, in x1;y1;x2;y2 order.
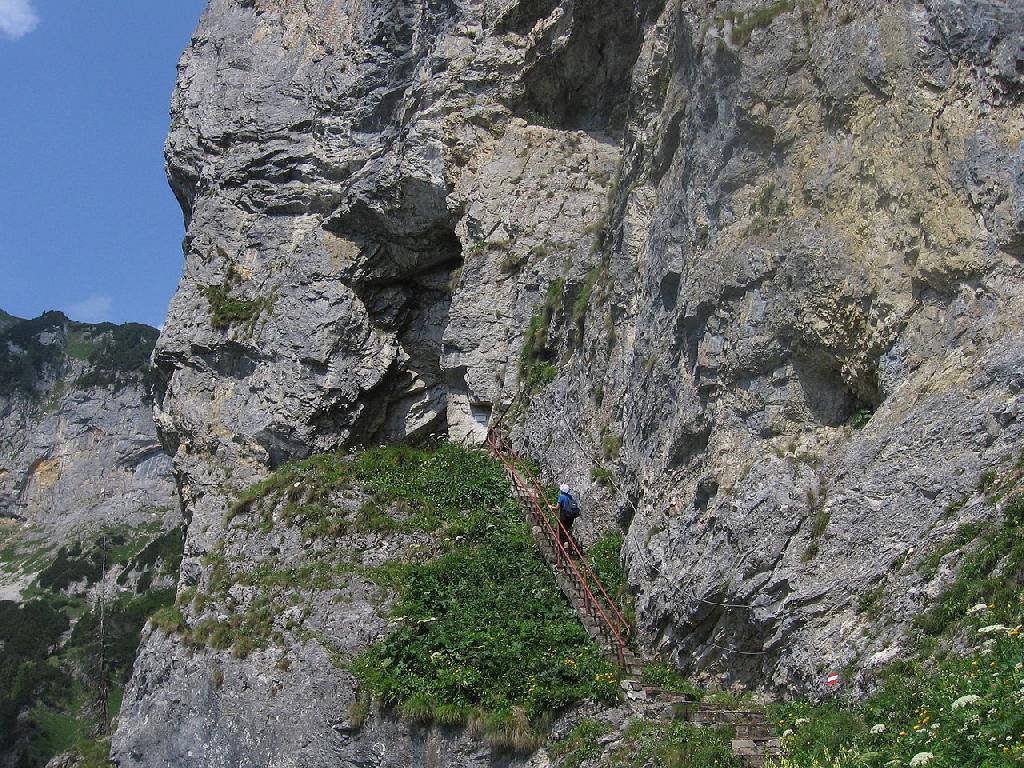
0;311;178;597
116;0;1022;764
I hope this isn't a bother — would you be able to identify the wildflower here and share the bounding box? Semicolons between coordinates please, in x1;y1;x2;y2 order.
909;752;934;766
782;729;794;738
870;724;886;734
899;731;907;737
795;718;809;726
978;624;1006;634
951;694;981;710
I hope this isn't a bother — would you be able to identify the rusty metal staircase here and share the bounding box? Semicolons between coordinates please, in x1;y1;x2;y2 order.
487;429;780;767
486;429;640;676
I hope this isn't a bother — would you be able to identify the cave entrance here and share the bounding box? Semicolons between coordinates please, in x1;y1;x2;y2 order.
511;0;667;132
347;228;464;445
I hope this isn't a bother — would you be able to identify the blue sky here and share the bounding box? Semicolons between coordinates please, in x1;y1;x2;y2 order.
0;0;207;328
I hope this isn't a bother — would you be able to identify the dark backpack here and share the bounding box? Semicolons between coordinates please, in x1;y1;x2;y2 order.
565;494;580;520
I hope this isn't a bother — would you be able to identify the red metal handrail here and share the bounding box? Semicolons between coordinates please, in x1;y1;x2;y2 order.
486;429;631;667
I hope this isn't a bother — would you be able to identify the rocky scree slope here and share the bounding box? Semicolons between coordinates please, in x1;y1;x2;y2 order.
119;0;1022;764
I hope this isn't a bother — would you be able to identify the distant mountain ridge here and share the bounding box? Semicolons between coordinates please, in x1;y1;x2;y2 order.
0;309;159;398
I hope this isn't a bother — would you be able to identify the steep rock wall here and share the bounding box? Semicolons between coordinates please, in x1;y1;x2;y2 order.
117;0;1022;764
0;311;178;598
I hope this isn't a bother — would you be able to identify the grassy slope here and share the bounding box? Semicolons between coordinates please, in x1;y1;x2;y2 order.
217;443;618;748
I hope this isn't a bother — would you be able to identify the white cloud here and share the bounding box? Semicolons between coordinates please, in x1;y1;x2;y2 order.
67;295;114;324
0;0;39;41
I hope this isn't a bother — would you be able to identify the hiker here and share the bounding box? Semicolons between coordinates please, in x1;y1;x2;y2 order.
556;483;580;553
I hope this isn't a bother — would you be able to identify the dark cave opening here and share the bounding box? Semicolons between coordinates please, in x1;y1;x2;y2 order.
345;229;464;446
793;349;882;428
512;0;666;132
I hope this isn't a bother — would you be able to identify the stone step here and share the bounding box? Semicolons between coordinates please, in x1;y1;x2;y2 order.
735;723;773;739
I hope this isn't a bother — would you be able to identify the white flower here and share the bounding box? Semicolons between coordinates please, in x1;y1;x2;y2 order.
870;724;886;734
967;604;989;615
782;729;794;738
951;694;981;710
794;718;809;726
977;624;1006;634
909;752;934;767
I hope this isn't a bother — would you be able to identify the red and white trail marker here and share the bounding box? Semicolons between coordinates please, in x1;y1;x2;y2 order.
825;671;841;687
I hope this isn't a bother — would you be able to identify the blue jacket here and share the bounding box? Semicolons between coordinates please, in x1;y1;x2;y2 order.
557;492;579;520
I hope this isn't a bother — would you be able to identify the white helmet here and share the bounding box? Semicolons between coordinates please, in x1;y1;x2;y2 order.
559;484;570;493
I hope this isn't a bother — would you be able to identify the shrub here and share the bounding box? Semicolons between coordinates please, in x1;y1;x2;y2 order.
202;283;274;331
640;662;703;699
848;408;873;429
592;467;614;488
802;541;820;562
37;542;104;591
520;278;564;392
977;469;998;493
548;718;611;768
611;719;742;768
727;0;795;47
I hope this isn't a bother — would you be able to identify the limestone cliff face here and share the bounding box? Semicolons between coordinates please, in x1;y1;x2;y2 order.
116;0;1022;764
0;311;178;598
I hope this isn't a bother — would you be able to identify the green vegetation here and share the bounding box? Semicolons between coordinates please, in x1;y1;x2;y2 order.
0;598;71;748
74;322;158;390
348;444;619;744
500;249;529;273
37;541;105;591
202;281;274;332
602;433;623;461
0;311;68;396
609;718;742;767
0;526;55;580
640;662;704;700
549;718;612;768
857;585;885;621
1;522;181;767
588;533;630;617
848;408;873;430
570;263;608;347
915;521;983;580
801;541;819;562
0;311;158;397
724;0;795;47
773;465;1024;767
774;620;1024;767
592;466;614;488
801;489;829;562
180;443;619;741
977;469;998;493
229;442;514;536
520;277;565;393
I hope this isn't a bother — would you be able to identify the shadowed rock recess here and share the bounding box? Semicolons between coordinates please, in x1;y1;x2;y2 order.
115;0;1022;765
